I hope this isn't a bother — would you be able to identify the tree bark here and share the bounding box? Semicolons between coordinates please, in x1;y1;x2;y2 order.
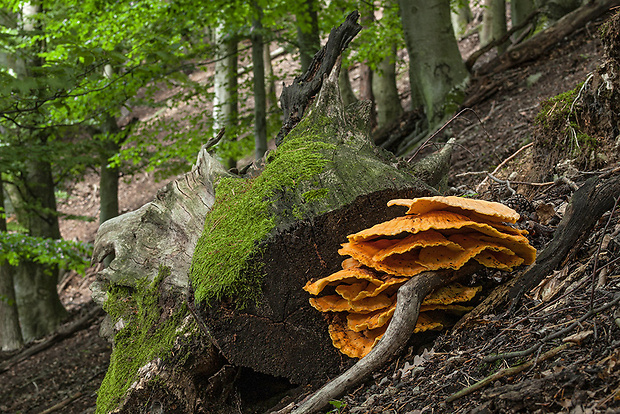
451;0;473;37
399;0;469;127
8;157;67;342
338;62;358;107
251;3;268;160
0;183;23;351
510;0;535;39
481;0;508;53
372;44;404;128
213;23;239;139
99;114;121;226
264;41;278;110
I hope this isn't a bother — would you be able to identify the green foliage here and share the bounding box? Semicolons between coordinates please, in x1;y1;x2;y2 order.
190;115;336;307
96;266;195;414
0;231;92;273
327;399;348;413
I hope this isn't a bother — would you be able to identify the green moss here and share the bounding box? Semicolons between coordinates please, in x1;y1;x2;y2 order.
96;266;193;414
535;83;582;129
190;115;336;307
302;188;329;203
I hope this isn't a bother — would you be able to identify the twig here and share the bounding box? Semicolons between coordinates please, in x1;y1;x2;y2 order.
39;392;84;414
590;196;619;309
486;173;515;195
483;293;620;363
445;342;572;404
407;108;491;162
476;143;534;193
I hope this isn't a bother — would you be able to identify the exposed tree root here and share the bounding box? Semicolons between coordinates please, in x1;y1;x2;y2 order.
283;270;462;414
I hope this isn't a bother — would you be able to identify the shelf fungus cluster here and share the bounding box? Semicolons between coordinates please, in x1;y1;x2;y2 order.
304;196;537;358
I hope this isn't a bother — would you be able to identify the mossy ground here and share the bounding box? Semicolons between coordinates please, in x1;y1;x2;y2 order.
96;267;194;413
189;115;337;307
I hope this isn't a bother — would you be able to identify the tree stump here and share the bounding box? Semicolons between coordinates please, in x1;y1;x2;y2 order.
91;12;455;412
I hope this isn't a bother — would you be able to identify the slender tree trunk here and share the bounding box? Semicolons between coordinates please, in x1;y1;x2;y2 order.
339;63;358;107
295;0;321;73
481;0;508;53
359;2;377;129
213;24;239;137
511;0;536;28
99;114;120;225
399;0;468;127
451;0;473;36
8;156;67;342
0;183;24;351
372;44;404;127
251;3;267;159
264;42;278;110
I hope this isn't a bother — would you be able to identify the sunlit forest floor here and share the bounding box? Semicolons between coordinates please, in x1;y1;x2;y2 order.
1;13;619;414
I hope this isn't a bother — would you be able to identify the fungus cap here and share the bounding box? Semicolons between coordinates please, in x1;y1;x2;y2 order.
308;293;393;313
388;196;520;223
303;267;383;296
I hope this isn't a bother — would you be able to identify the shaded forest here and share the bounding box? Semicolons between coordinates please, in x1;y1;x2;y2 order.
1;1;619;413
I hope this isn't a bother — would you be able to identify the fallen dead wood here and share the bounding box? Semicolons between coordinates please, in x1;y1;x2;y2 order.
276;11;362;145
478;0;620;75
507;170;620;308
284;269;469;414
0;305;103;374
465;10;540;71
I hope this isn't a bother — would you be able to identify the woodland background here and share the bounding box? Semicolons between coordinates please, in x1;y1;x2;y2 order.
0;0;619;413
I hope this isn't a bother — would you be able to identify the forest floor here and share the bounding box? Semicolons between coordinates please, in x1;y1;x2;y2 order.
1;11;619;414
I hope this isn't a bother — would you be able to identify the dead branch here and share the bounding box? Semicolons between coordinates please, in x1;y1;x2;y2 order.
483;293;620;363
476;142;533;193
456;171;620;327
445;342;573;404
286;270;456;414
508;172;620;310
275;11;362;146
465;10;540;71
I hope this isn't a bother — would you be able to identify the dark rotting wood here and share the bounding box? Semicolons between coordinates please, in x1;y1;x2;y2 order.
275;11;362;146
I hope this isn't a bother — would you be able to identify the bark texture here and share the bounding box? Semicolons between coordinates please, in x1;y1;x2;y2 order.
399;0;469;127
0;184;23;351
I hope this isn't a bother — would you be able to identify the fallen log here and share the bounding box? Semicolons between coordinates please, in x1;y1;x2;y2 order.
478;0;620;75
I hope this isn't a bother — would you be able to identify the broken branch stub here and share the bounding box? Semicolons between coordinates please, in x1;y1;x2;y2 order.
276;10;362;145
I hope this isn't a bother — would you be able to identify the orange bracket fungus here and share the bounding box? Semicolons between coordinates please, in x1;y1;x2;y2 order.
304;196;536;359
293;196;536;414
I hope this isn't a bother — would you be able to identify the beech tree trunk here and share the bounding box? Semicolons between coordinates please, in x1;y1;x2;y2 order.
481;0;508;53
451;0;473;36
372;44;404;128
296;0;321;73
399;0;469;127
8;157;67;342
0;183;23;351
